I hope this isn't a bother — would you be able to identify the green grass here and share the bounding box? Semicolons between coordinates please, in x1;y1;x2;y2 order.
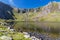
7;32;31;40
0;32;31;40
0;26;31;40
13;12;38;21
13;11;60;22
39;12;60;22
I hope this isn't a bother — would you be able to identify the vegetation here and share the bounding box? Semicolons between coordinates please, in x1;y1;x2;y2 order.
0;2;60;39
0;26;31;40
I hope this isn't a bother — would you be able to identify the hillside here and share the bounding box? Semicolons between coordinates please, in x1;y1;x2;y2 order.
0;1;60;22
13;2;60;22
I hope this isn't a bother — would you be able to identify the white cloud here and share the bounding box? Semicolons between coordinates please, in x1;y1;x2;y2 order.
9;0;16;7
9;0;14;5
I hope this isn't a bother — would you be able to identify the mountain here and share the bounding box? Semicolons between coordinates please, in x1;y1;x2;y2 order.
41;1;60;13
0;1;60;21
0;2;14;20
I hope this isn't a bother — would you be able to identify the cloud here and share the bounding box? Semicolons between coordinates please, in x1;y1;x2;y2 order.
9;0;16;6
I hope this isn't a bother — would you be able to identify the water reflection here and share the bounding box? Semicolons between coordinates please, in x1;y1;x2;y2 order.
13;21;60;34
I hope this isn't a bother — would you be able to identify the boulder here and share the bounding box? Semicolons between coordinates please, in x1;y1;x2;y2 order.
0;36;12;40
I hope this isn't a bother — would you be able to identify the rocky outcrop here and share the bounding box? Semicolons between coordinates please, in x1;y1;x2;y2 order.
42;1;60;13
0;2;14;20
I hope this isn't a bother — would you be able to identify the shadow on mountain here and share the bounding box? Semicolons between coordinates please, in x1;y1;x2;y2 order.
0;2;14;20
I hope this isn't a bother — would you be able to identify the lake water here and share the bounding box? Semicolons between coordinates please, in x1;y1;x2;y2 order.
13;21;60;33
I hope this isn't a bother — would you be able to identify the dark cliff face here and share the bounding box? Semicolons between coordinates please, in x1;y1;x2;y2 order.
0;2;14;20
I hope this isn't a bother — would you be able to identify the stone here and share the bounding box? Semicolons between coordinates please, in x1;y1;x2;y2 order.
0;36;12;40
23;32;30;38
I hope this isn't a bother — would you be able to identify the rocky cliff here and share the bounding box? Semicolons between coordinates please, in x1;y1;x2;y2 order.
0;2;14;20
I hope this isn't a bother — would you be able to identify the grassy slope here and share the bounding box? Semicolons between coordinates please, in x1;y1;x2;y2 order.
39;12;60;22
14;12;60;22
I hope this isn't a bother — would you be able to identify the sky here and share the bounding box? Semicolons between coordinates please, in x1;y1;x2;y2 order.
0;0;60;9
0;0;9;4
